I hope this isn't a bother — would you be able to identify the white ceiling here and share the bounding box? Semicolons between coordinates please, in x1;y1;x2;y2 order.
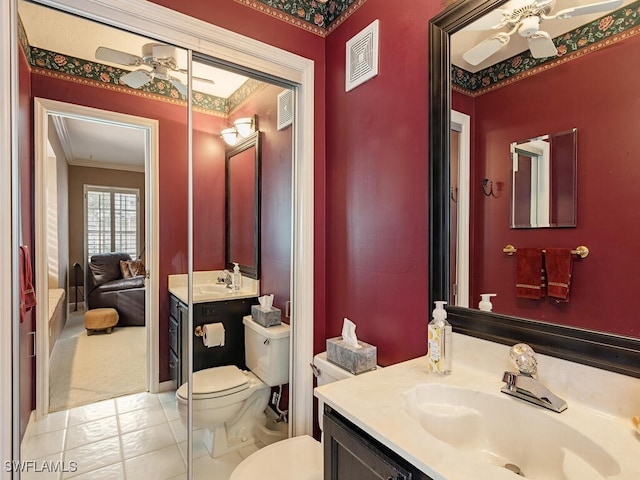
451;0;634;72
19;0;251;170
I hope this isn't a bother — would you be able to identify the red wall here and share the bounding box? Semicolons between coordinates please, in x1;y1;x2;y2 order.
470;34;640;337
324;1;445;366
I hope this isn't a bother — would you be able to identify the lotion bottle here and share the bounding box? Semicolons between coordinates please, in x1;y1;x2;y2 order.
232;262;242;290
479;293;497;312
427;301;452;376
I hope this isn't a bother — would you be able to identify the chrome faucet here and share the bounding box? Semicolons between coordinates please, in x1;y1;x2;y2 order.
500;343;567;413
222;270;233;288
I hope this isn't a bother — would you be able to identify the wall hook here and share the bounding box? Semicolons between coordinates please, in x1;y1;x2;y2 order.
482;178;502;198
450;186;458;203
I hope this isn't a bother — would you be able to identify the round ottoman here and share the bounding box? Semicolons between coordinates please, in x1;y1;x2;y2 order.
84;308;119;335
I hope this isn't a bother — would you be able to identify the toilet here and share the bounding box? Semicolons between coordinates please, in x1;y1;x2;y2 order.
230;351;368;480
176;317;290;458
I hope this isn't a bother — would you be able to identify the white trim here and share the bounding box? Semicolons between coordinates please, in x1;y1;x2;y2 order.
32;0;315;437
1;0;17;474
451;110;470;308
33;98;160;416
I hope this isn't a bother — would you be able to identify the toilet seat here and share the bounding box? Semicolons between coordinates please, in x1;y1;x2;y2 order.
176;365;249;401
230;435;322;480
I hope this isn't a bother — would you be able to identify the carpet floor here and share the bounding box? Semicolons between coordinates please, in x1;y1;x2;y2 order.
49;308;147;412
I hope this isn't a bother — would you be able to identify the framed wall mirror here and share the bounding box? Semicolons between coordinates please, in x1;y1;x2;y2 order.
511;128;577;228
226;131;261;279
429;0;640;378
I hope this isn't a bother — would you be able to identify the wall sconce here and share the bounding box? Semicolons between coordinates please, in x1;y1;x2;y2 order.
220;115;257;146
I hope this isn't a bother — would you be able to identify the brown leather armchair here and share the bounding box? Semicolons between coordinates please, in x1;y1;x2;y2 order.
86;252;145;326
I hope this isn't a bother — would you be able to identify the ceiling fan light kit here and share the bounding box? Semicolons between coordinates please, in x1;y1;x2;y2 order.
462;0;624;66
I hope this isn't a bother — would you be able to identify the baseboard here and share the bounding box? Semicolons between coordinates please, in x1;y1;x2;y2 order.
157;380;176;393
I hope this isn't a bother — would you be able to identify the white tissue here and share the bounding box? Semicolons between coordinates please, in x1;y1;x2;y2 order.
258;294;274;310
341;317;361;349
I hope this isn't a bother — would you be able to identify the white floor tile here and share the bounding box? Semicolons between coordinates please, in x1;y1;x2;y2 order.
192;450;242;480
23;429;67;459
65;415;119;450
67;399;116;427
29;410;69;436
120;423;177;460
237;442;260;460
177;429;209;463
18;452;63;480
64;462;125;480
157;390;178;404
124;444;186;480
116;391;161;414
117;403;167;434
161;397;181;421
169;418;189;443
62;436;122;479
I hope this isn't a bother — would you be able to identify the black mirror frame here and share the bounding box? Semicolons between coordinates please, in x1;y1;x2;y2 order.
225;130;261;280
428;0;640;378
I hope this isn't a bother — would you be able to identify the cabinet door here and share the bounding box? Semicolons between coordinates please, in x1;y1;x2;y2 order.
324;407;432;480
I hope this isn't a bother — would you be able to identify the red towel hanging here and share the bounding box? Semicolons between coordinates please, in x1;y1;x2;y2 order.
545;248;573;302
515;248;546;299
19;245;36;323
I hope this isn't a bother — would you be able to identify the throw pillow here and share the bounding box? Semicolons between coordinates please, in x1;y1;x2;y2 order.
128;259;146;277
120;260;133;279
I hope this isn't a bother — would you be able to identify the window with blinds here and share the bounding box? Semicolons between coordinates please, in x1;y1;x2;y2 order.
85;185;139;261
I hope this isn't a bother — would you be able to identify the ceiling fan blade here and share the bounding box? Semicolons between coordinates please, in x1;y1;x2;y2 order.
463;8;512;31
176;69;216;85
553;0;623;19
170;78;187;96
462;33;510;66
528;31;558;58
120;70;152;89
95;46;143;66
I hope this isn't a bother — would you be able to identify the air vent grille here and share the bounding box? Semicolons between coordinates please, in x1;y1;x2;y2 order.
277;89;293;130
345;19;379;92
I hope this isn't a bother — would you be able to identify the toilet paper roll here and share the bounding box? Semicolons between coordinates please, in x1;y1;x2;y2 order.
202;323;225;348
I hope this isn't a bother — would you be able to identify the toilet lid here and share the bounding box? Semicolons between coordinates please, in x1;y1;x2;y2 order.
176;365;249;400
229;435;322;480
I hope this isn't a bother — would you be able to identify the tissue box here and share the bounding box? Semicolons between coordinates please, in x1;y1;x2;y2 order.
326;337;377;375
251;305;282;327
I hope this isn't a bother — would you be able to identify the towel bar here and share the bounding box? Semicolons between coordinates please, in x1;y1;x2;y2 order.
503;244;589;259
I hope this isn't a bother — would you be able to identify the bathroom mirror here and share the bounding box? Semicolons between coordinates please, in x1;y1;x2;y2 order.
226;131;261;279
511;128;577;228
429;0;640;378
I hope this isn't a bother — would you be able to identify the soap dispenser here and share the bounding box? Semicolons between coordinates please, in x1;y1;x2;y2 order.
232;262;242;290
427;301;452;376
479;293;497;312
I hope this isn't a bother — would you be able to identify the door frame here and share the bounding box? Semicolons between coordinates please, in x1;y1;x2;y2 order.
34;98;160;417
451;110;470;308
27;0;316;436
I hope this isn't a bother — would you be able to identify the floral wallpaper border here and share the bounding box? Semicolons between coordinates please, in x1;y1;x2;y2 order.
25;44;267;117
233;0;368;36
454;1;640;96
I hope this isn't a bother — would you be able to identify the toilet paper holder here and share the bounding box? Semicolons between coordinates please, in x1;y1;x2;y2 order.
194;325;204;337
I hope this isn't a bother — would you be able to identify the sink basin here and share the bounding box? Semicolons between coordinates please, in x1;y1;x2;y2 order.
198;284;232;295
404;384;620;480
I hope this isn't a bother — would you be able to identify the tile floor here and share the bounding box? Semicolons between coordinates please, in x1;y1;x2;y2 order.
20;391;264;480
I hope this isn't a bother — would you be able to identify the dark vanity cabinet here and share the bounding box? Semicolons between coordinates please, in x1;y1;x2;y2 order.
324;406;433;480
169;293;258;388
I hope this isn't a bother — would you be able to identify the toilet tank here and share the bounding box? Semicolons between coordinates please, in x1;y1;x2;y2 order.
313;352;354;386
243;316;290;387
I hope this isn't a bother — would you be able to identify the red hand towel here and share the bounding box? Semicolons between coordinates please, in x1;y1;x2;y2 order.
545;248;573;301
515;248;546;299
19;245;37;323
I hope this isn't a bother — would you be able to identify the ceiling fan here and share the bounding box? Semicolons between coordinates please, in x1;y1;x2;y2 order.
462;0;623;66
95;43;214;95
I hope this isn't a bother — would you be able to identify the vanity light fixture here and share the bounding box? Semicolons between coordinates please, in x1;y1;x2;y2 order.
220;115;257;146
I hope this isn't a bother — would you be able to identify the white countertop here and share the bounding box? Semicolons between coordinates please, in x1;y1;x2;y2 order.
314;333;640;480
168;270;259;304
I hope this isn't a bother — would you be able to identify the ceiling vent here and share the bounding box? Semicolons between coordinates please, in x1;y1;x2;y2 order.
277;89;294;130
345;19;379;92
